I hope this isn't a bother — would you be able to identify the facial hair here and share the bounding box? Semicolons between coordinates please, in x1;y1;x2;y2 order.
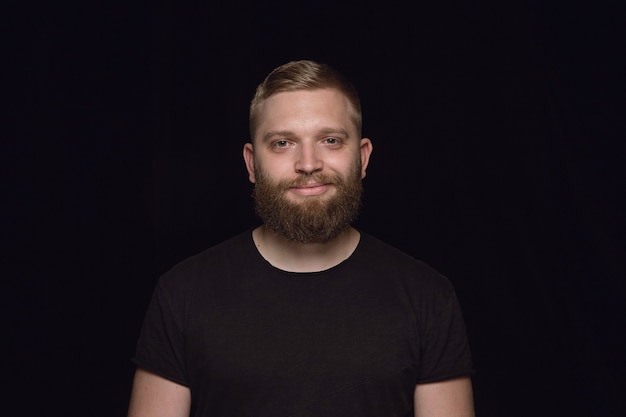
253;164;363;244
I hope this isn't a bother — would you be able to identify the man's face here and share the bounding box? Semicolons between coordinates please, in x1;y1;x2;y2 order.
243;88;373;244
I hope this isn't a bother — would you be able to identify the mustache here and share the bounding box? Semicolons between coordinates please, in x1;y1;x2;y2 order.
280;174;340;188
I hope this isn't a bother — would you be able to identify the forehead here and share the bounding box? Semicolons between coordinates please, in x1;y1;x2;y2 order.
254;88;357;138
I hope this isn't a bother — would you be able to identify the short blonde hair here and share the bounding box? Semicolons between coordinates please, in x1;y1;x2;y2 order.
249;60;362;140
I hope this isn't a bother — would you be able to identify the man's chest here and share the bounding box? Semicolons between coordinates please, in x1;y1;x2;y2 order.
185;279;418;397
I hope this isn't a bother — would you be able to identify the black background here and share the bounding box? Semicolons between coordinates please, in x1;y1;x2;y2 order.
7;1;625;416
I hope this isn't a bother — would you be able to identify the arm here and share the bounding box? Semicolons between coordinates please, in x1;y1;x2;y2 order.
413;376;475;417
127;368;191;417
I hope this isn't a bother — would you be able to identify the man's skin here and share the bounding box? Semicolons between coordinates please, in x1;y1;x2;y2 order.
127;88;475;417
242;88;371;273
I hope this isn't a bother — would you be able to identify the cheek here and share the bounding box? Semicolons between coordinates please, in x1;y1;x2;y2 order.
254;159;293;183
328;151;358;167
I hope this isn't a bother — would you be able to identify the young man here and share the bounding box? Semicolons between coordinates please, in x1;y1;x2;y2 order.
128;60;475;417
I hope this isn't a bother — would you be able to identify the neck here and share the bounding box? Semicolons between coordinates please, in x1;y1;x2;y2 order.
252;225;361;273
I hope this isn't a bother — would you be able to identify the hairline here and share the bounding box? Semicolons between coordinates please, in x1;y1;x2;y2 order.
249;61;363;142
251;87;361;144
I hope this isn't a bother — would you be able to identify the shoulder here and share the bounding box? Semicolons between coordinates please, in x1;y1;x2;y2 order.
156;229;255;293
355;231;456;301
357;232;450;282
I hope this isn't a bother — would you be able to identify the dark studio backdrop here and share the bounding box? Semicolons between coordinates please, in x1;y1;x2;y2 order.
7;1;625;416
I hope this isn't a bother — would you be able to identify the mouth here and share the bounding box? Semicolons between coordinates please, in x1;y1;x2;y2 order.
289;182;332;197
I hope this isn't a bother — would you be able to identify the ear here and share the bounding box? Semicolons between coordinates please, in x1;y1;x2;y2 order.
243;142;256;183
359;138;373;179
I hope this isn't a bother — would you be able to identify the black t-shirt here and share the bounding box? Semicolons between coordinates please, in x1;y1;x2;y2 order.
133;230;473;417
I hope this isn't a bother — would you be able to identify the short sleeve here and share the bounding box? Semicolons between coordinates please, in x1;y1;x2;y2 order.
132;279;189;386
417;289;474;383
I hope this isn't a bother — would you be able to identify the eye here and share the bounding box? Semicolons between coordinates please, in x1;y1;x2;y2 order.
272;140;290;148
323;137;341;145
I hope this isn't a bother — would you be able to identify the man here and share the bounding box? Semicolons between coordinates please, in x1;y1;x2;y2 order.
128;60;475;416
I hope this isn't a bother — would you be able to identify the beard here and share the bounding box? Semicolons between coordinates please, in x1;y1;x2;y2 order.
253;165;363;244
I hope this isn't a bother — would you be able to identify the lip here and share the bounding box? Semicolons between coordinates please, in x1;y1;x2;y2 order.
290;182;331;196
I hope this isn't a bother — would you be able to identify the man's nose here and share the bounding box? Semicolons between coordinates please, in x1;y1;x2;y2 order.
294;143;323;175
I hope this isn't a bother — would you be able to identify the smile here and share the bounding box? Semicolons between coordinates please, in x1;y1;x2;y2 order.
290;183;331;196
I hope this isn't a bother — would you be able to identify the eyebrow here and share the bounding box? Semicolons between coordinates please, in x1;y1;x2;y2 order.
263;130;294;142
263;128;350;142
